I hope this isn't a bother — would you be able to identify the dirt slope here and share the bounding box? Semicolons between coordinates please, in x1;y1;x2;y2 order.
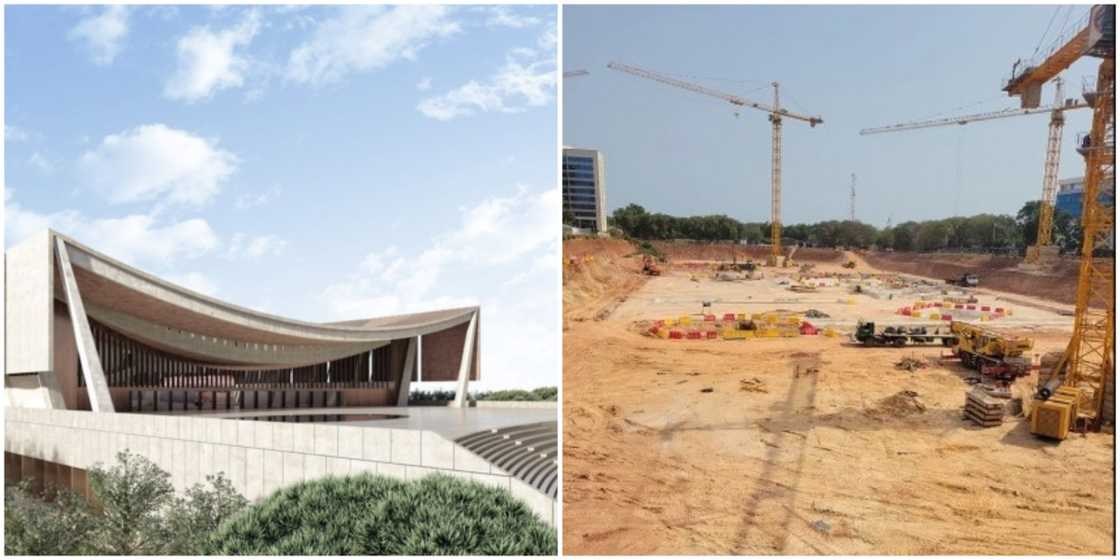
563;238;648;323
861;251;1089;305
653;241;845;264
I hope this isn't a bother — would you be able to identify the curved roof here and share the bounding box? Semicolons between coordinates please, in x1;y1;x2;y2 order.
51;231;477;366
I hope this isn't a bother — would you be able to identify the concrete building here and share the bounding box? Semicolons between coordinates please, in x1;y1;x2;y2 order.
562;147;608;234
4;230;556;524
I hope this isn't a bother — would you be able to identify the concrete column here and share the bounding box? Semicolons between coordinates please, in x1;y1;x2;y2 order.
55;238;115;413
396;337;418;407
450;311;478;409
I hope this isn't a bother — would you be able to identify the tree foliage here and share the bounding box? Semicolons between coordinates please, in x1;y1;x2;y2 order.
206;474;556;555
5;482;98;555
5;450;247;555
608;201;1084;255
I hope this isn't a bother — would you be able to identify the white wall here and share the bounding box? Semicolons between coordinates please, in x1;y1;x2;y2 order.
5;230;54;375
5;407;555;525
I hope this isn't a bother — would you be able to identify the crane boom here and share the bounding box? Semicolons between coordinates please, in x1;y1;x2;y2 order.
606;62;823;126
607;61;823;264
860;79;1089;255
860;99;1088;135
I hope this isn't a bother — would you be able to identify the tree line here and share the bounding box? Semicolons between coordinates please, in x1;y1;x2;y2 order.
605;201;1084;254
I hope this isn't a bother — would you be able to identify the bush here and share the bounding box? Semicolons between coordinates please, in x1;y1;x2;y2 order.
205;474;556;555
408;388;458;403
4;450;247;555
5;482;98;555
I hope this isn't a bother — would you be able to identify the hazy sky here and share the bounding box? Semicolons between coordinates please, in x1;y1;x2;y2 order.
6;5;558;391
563;4;1100;227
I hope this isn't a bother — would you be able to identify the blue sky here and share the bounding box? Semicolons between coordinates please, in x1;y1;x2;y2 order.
564;4;1100;227
5;5;558;391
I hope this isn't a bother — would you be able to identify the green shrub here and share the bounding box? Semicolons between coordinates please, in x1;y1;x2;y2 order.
205;474;556;555
5;482;98;555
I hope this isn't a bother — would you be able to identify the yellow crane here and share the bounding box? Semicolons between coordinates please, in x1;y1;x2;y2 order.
606;61;823;265
860;78;1089;260
1004;4;1113;438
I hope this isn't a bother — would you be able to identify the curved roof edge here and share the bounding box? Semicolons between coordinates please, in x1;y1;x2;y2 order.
48;230;478;344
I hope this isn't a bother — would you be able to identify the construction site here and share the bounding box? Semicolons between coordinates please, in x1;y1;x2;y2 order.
562;5;1114;555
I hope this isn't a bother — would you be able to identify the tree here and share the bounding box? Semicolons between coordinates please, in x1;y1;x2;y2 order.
164;474;250;554
87;450;176;554
206;474;556;555
5;482;98;555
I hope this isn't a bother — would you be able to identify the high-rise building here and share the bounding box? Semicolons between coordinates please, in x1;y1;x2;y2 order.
562;148;607;234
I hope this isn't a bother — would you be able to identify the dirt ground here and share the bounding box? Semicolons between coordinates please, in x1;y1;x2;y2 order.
562;240;1114;555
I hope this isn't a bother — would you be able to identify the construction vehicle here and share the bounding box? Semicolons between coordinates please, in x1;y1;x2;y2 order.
949;321;1034;383
854;321;957;347
944;273;979;287
1001;4;1114;439
606;61;823;267
641;255;662;276
843;260;857;269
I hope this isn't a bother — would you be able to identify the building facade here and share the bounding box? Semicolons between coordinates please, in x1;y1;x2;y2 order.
1055;176;1087;219
4;230;556;524
562;147;608;234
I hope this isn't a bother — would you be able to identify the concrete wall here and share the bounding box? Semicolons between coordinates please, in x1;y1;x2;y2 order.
5;230;54;375
5;407;554;525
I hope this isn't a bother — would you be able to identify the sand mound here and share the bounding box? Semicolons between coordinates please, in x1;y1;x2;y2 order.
867;390;928;418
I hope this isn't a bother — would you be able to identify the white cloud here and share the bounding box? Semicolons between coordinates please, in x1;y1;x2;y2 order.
163;272;219;296
225;233;288;259
287;5;460;86
485;6;541;29
68;6;129;65
164;11;261;102
320;185;558;319
27;152;54;174
417;34;556;121
5;193;220;265
416;77;432;91
5;125;30;143
77;124;238;206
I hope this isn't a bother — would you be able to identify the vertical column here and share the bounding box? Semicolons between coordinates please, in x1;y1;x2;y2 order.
55;237;115;413
451;311;479;409
395;337;418;406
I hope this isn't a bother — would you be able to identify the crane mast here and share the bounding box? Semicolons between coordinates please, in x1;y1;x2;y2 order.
849;173;856;222
606;62;823;266
1009;4;1114;436
769;82;783;263
1028;78;1067;262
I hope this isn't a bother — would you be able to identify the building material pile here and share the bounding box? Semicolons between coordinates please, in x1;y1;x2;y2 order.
964;387;1012;427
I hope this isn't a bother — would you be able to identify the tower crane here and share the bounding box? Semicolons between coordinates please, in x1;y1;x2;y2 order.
848;173;856;222
1003;4;1113;439
606;61;823;265
860;78;1089;261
